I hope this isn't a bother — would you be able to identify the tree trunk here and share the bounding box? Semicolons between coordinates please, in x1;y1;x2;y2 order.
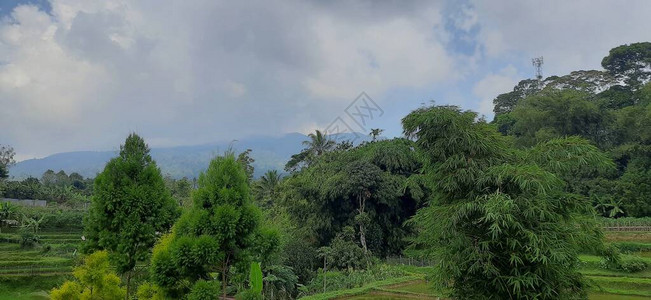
357;194;368;253
222;267;227;299
125;270;131;300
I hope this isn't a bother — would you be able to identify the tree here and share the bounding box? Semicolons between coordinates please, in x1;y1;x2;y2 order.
285;130;336;172
510;90;609;147
602;42;651;88
84;134;179;298
237;148;255;182
280;138;424;257
41;170;56;186
403;105;608;299
0;202;16;233
304;130;336;156
254;170;282;207
369;128;384;142
50;250;126;300
0;145;15;179
150;152;277;298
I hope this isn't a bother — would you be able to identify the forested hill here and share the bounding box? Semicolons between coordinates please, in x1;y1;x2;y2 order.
492;42;651;217
10;132;370;179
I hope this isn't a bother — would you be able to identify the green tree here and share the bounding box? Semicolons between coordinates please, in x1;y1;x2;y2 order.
369;128;384;142
50;250;126;300
285;130;336;172
150;152;277;298
84;134;179;298
304;130;336;156
237;148;255;182
254;170;282;207
602;42;651;88
280;138;425;256
41;169;56;186
0;202;16;233
403;105;608;299
510;90;609;147
0;145;15;179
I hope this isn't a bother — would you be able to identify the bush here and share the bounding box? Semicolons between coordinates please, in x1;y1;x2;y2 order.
19;228;38;248
618;256;648;273
613;242;651;253
137;282;166;300
187;280;221;300
303;264;407;296
236;289;263;300
601;254;648;273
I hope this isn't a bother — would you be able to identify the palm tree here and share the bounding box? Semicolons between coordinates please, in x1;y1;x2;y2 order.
254;170;282;207
303;130;336;156
369;128;384;142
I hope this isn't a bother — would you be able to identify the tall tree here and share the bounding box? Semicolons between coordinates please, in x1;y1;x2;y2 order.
285;130;337;172
304;130;336;156
254;170;282;207
0;145;15;179
369;128;384;142
403;105;608;299
601;42;651;88
85;134;179;298
150;152;277;298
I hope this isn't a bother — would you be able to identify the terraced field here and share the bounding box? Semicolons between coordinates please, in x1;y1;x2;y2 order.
0;229;82;299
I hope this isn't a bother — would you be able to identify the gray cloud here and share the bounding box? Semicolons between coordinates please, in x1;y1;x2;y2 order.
1;0;651;160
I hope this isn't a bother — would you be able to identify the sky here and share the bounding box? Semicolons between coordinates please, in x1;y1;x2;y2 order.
1;0;650;161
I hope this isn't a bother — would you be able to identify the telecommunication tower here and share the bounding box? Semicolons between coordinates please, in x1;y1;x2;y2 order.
532;57;544;80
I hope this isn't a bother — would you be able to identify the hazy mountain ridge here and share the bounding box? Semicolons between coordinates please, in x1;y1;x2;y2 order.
10;132;371;180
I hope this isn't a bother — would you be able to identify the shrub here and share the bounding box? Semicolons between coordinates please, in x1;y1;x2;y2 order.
618;256;648;273
236;289;263;300
303;264;407;296
136;282;166;300
613;242;651;253
187;280;221;300
19;228;38;248
600;254;648;273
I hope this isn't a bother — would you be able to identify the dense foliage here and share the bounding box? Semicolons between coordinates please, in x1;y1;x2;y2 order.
493;42;651;218
84;134;179;296
404;105;609;299
150;152;277;298
50;250;126;300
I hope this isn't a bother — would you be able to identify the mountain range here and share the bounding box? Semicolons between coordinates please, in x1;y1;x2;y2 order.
9;132;371;180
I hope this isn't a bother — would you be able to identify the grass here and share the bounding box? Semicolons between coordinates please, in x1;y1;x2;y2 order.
299;275;424;300
0;275;70;300
587;276;651;296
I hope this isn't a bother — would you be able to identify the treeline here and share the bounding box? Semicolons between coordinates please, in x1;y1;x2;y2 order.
493;42;651;217
2;170;92;206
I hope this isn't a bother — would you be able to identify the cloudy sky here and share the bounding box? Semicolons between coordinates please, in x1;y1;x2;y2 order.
1;0;650;160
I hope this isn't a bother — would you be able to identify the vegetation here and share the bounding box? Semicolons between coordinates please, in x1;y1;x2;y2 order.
150;152;277;298
50;250;126;300
1;41;650;299
84;134;179;297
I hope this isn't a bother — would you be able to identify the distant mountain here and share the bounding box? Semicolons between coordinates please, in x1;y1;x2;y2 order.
9;132;370;180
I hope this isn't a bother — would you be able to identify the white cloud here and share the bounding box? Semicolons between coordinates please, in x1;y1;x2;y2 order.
472;0;651;76
0;0;457;159
2;0;651;160
473;65;519;117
